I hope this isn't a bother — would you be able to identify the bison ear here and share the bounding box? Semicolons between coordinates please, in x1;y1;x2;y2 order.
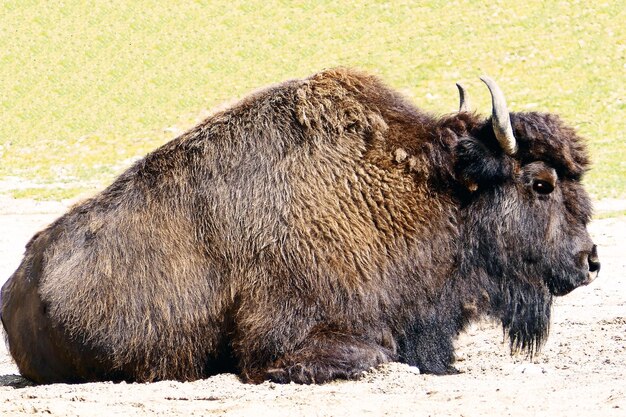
455;136;514;190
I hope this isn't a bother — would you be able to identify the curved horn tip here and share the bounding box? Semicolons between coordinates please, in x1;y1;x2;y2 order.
456;82;470;112
479;75;495;85
479;75;518;155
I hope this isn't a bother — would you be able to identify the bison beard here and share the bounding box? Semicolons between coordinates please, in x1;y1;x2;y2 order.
501;282;552;356
1;68;598;384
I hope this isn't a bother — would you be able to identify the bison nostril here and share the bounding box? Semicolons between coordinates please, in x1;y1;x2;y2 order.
588;244;600;273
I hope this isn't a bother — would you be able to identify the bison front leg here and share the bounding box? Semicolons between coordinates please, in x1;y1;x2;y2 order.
397;316;459;375
242;328;395;384
268;330;395;384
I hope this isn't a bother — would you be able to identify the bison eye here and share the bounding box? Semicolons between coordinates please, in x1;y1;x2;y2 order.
532;179;554;195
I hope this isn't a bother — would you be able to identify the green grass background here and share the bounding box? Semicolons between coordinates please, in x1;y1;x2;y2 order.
0;0;624;201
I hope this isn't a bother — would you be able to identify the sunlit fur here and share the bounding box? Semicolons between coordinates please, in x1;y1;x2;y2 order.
1;68;595;384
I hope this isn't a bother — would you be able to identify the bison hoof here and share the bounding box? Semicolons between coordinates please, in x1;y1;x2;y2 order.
444;366;461;375
417;362;460;375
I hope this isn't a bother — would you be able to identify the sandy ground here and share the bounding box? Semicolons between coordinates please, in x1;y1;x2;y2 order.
0;196;624;416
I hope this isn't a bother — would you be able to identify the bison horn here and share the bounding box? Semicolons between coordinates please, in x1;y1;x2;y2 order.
480;76;517;155
456;83;470;112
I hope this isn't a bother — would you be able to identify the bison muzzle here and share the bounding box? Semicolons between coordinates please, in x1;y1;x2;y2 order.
1;68;600;384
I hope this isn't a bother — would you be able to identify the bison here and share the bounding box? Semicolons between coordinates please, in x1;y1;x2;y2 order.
1;68;600;384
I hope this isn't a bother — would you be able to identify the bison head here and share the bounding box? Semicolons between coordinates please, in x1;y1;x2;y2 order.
453;78;600;353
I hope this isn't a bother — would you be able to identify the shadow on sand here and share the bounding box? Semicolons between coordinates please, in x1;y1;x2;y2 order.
0;374;34;388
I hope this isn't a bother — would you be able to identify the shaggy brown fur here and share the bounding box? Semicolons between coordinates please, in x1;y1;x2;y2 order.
1;68;599;384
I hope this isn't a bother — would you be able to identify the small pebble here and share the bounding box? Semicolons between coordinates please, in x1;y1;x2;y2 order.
514;364;546;375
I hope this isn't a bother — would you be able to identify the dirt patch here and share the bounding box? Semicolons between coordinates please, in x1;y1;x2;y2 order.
0;198;624;416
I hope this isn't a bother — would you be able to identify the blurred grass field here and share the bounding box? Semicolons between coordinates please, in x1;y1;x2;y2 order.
0;0;624;201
